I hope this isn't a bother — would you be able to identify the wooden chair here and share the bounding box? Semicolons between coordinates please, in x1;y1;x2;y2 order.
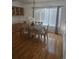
20;21;29;38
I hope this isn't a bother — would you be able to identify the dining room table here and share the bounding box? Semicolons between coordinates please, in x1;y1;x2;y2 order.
20;21;49;43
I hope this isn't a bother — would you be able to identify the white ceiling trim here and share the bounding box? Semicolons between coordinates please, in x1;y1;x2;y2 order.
12;0;65;4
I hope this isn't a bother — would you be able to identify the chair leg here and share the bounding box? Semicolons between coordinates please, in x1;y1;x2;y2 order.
41;34;42;39
46;34;48;44
44;35;46;43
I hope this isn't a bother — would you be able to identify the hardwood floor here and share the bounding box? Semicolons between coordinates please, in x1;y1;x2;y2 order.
12;32;63;59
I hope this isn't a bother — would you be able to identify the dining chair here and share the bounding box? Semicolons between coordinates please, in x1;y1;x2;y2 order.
34;22;43;39
20;21;29;38
29;25;36;38
40;25;49;43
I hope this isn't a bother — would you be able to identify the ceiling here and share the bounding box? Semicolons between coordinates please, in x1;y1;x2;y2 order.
13;0;65;4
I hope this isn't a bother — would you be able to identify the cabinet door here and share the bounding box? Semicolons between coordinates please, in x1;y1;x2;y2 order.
16;7;19;15
20;8;24;15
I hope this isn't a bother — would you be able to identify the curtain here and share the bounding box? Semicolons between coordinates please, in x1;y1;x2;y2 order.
34;7;57;27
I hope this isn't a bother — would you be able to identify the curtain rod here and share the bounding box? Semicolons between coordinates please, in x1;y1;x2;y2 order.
32;6;64;8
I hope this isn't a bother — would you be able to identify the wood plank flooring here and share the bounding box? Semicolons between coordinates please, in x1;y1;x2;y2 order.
12;32;62;59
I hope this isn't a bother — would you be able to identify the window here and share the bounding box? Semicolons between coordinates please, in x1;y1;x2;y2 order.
34;8;57;27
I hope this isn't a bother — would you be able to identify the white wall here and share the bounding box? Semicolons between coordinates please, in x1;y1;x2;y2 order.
24;4;33;19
